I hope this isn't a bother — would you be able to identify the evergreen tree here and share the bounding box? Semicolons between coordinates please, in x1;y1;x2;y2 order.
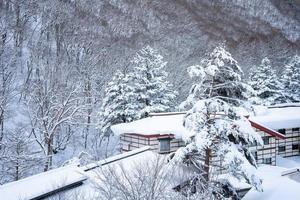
99;70;139;135
181;45;253;110
131;46;177;117
282;55;300;103
249;57;284;105
173;46;263;198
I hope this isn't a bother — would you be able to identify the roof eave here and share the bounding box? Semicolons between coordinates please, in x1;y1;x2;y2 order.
248;119;286;140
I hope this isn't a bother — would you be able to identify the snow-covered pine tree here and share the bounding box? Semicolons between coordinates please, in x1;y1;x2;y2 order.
180;45;253;110
99;70;139;136
131;46;177;117
173;46;263;198
249;57;284;105
282;55;300;103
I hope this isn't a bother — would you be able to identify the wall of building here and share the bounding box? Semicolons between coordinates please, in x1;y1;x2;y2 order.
120;134;155;152
277;128;300;158
120;127;300;167
120;134;185;153
248;129;277;166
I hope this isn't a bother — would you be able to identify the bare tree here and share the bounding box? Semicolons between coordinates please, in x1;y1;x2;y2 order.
0;10;16;146
0;126;42;184
89;155;209;200
27;82;84;171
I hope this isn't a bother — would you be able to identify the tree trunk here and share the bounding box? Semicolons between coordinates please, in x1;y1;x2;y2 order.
204;148;211;182
44;137;54;171
84;80;92;149
0;112;3;145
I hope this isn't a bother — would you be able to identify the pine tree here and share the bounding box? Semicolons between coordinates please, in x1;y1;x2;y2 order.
282;55;300;103
249;57;284;105
181;45;253;110
131;46;177;117
99;70;139;136
173;46;263;198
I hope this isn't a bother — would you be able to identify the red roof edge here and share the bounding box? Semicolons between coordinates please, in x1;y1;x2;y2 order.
248;119;286;140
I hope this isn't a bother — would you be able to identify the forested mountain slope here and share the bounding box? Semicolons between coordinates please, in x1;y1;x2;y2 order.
0;0;299;184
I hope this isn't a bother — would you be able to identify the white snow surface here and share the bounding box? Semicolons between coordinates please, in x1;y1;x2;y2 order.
0;147;157;200
243;165;300;200
276;156;300;168
250;104;300;129
111;114;186;138
0;164;86;200
111;103;300;138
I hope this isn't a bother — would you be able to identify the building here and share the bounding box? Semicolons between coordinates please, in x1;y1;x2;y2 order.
111;103;300;166
249;103;300;163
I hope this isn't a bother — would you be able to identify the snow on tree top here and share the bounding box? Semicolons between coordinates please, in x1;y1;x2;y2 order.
250;103;300;130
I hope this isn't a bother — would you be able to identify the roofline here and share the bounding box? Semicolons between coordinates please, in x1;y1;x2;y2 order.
82;146;152;171
121;120;286;140
268;103;300;109
248;119;286;139
281;168;300;176
124;133;175;139
149;112;186;116
30;179;86;200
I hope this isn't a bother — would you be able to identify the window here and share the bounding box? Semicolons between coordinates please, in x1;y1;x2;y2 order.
278;146;286;152
278;129;286;135
159;139;171;152
262;136;270;145
292;144;299;150
292;128;300;132
263;158;272;165
254;152;258;160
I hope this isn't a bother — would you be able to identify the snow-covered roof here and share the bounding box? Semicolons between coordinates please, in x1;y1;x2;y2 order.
0;165;86;200
219;156;300;200
0;147;158;200
250;103;300;130
243;165;300;200
111;114;186;138
111;111;286;139
82;146;152;171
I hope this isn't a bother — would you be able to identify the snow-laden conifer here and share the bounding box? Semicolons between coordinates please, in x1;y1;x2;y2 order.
173;46;263;198
131;46;177;117
99;70;139;135
181;45;253;110
249;57;284;105
282;55;300;102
